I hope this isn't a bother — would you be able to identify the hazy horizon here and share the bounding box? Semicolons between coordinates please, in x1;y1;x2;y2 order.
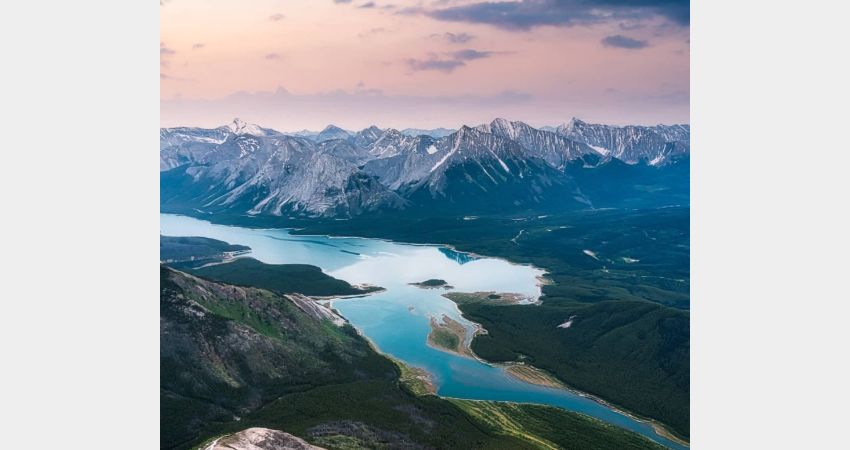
161;0;689;130
162;115;691;133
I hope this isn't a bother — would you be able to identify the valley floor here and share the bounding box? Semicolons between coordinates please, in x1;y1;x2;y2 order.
160;206;690;446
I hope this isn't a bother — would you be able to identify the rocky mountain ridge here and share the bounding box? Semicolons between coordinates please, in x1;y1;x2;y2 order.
161;118;689;217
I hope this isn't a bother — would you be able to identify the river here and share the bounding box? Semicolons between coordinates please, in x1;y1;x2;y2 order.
161;213;686;449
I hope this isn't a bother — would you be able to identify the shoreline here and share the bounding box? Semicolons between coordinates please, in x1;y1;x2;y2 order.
499;360;690;447
161;211;550;302
161;210;687;447
441;293;690;447
426;314;477;359
311;286;386;301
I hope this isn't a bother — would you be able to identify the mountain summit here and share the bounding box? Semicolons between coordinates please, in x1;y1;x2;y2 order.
225;118;267;136
161;118;689;217
316;125;352;142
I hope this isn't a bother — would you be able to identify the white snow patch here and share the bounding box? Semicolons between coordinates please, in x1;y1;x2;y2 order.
484;146;510;173
478;162;498;184
649;154;664;166
430;133;462;173
227;118;265;136
589;145;610;156
583;249;600;260
496;157;510;173
426;144;438;155
174;134;225;144
557;315;578;329
237;138;260;158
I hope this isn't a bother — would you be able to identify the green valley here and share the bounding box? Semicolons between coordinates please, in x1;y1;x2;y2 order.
162;265;665;450
185;206;690;438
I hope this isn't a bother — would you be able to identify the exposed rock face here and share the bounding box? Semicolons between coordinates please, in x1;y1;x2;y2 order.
556;118;690;166
209;428;325;450
315;124;351;142
478;118;597;170
161;117;689;217
160;131;406;217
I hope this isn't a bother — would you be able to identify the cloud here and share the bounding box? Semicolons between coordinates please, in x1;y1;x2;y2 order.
358;2;376;8
160;42;175;56
406;47;500;73
601;34;648;49
161;42;176;68
432;32;475;44
425;0;689;31
358;27;387;38
160;73;193;82
449;49;494;60
269;13;285;21
407;58;466;73
192;43;205;50
395;6;423;15
265;53;282;60
333;0;352;3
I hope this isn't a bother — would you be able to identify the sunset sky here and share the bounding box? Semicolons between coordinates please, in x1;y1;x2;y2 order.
160;0;689;131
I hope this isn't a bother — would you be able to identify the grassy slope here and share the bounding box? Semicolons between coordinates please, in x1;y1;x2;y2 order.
431;328;460;351
206;380;663;450
187;257;380;297
462;300;689;438
451;400;665;450
163;265;664;450
160;235;250;262
160;266;395;449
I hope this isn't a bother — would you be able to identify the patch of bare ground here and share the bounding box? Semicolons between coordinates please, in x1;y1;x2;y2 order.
504;364;565;389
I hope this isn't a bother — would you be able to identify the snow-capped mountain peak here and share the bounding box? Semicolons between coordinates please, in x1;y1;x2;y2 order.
556;118;689;165
225;118;266;136
162;117;689;217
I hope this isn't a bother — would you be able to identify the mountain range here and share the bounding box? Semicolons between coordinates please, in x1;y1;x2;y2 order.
161;118;689;218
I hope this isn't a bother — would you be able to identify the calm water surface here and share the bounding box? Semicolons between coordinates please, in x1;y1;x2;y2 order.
161;213;686;449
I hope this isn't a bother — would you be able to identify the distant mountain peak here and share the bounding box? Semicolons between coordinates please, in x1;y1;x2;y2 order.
559;117;585;132
316;124;352;142
321;124;346;132
162;117;689;218
399;127;454;138
225;118;265;136
556;117;690;165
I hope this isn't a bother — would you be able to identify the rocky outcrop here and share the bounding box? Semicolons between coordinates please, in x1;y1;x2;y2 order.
208;428;325;450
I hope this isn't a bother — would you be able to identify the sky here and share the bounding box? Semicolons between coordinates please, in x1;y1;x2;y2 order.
160;0;689;131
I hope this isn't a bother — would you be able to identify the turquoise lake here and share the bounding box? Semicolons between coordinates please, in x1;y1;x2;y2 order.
161;213;686;449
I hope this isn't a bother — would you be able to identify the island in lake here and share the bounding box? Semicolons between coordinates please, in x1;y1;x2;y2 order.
427;314;474;358
409;279;453;289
